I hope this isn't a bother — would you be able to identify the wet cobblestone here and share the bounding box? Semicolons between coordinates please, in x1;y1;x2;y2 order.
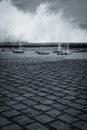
0;54;87;130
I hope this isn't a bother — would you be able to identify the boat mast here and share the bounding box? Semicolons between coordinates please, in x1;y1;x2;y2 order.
67;43;69;54
58;43;61;54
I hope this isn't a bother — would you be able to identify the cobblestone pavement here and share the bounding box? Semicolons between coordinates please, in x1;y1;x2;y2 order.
0;55;87;130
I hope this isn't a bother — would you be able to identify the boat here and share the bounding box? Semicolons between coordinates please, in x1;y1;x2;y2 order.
13;41;24;53
53;43;71;55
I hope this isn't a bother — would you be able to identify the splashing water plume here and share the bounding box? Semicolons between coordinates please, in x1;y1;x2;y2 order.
0;0;87;43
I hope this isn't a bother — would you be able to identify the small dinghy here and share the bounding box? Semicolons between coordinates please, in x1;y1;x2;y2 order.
13;49;24;53
13;40;24;53
35;50;49;55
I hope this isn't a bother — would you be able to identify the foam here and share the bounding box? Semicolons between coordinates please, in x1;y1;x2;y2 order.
0;0;87;43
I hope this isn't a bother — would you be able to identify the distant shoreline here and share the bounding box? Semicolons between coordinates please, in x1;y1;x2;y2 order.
0;42;87;48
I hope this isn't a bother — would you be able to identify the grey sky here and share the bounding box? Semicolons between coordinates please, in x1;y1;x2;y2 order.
0;0;87;23
0;0;87;28
0;0;87;42
10;0;87;23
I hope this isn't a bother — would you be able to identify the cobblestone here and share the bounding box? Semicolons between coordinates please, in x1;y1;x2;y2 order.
64;108;81;116
46;109;61;117
73;121;87;130
58;114;78;124
34;104;51;111
1;124;22;130
35;115;53;123
0;116;11;127
51;121;71;130
21;108;40;117
2;110;21;118
0;53;87;130
26;122;49;130
78;114;87;121
13;115;34;125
